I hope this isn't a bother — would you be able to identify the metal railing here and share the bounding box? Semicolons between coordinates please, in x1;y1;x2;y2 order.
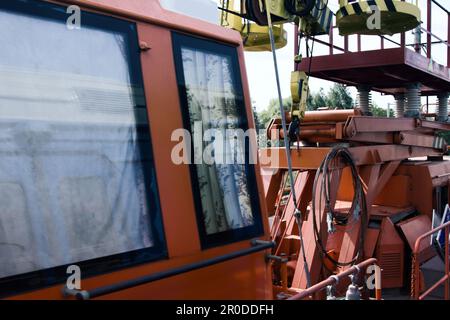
288;258;380;300
63;239;274;300
296;0;450;68
411;221;450;300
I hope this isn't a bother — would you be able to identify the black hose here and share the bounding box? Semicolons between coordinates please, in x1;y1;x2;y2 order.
311;146;367;268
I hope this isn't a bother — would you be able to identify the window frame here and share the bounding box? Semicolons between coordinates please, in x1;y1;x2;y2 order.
172;32;264;249
0;0;167;298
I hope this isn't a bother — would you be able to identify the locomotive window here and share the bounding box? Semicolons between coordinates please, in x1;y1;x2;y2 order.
172;33;263;248
0;0;166;295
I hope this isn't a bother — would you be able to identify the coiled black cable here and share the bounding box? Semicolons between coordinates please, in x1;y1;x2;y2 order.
311;146;367;267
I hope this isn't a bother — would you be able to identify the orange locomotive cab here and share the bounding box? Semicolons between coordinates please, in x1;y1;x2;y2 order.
0;0;272;300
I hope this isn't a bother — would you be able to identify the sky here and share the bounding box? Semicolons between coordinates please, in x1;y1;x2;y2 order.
235;1;450;112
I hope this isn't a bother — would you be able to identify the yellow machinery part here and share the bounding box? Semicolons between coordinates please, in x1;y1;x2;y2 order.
267;0;292;20
298;0;334;36
336;0;421;36
291;71;308;119
220;0;288;52
220;0;333;50
242;23;288;52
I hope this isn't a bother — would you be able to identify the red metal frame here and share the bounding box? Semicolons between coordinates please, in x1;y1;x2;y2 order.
303;0;449;62
296;0;450;96
287;258;379;300
411;221;450;300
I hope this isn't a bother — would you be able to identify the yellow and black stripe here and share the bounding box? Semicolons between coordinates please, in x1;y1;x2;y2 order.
337;0;419;19
309;0;333;35
336;0;421;36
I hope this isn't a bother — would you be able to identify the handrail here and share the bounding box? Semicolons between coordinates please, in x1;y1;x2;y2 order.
411;221;450;300
299;0;449;67
63;239;274;300
288;258;379;300
431;0;449;15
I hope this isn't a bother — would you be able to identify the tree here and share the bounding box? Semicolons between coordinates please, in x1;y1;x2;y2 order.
327;83;353;109
252;105;262;130
257;84;355;129
371;103;393;118
307;87;329;111
258;98;291;129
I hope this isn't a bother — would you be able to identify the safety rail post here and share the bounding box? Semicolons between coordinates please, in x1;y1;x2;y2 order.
288;258;379;300
294;25;299;70
330;25;334;55
411;221;450;300
297;0;450;61
447;11;450;68
344;35;349;52
427;0;432;58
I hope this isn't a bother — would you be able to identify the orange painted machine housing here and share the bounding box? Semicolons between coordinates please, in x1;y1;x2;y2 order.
3;0;272;300
328;159;449;290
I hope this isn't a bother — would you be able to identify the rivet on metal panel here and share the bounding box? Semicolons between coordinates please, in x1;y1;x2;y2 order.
139;41;152;52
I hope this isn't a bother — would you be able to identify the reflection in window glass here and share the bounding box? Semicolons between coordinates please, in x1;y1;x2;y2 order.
0;1;163;280
174;35;262;243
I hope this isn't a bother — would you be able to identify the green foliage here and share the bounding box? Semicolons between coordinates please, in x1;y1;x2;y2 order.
307;87;328;111
257;98;292;130
254;84;397;131
327;84;354;109
438;131;450;145
306;84;353;111
252;105;262;130
372;105;389;117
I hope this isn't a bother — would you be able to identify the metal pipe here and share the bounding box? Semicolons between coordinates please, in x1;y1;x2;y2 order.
301;109;361;123
294;25;299;70
432;0;449;15
65;240;275;300
414;26;421;53
405;83;421;118
446;226;449;300
264;0;312;288
419;275;449;299
288;258;378;300
394;94;405;118
448;12;450;68
375;265;382;300
437;92;449;122
427;0;432;58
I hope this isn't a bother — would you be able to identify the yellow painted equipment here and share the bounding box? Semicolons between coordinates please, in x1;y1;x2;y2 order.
298;0;334;36
336;0;421;36
219;1;334;51
290;71;309;119
220;0;288;51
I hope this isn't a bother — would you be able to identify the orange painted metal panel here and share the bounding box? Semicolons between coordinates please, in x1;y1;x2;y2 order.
397;215;434;257
364;228;380;259
375;218;404;288
374;175;411;208
138;22;200;258
5;0;272;300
